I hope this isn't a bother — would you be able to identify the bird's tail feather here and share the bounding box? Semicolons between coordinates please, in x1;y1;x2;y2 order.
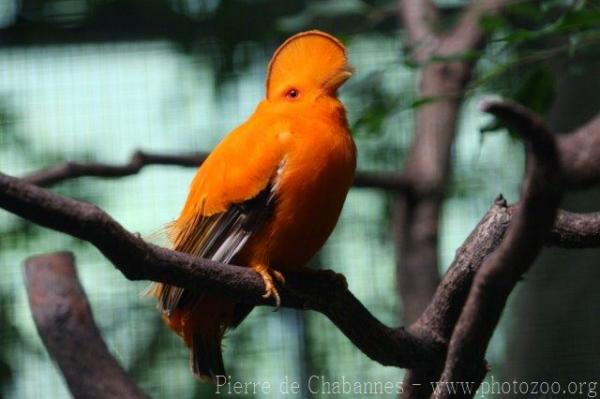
144;282;187;315
147;283;238;383
184;296;233;383
191;333;226;383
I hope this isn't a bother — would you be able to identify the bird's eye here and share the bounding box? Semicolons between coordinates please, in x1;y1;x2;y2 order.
286;89;299;99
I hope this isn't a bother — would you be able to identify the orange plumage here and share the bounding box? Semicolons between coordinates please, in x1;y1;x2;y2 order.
148;30;356;382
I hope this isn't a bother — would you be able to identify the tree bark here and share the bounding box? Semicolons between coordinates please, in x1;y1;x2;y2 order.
397;1;509;396
396;0;508;326
504;58;600;390
2;99;599;398
24;252;147;399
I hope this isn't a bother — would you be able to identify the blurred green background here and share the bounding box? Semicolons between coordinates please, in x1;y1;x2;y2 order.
0;0;599;398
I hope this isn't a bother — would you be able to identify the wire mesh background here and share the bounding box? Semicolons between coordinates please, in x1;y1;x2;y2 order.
0;16;532;399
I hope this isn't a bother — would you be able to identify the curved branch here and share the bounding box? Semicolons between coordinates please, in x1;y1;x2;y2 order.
24;252;147;399
411;201;600;344
0;172;440;369
401;196;512;399
22;149;414;192
433;99;562;397
411;196;511;341
402;201;600;398
558;113;600;189
395;1;511;333
3;100;598;393
548;210;600;248
4;145;596;394
23;150;207;187
413;103;600;343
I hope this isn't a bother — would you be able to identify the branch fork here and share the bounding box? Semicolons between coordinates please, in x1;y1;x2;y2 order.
3;98;599;398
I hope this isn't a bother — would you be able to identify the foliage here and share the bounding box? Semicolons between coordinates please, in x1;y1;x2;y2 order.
349;71;401;138
477;0;600;132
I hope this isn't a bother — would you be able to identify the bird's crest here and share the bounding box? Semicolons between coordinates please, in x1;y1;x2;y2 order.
266;30;350;99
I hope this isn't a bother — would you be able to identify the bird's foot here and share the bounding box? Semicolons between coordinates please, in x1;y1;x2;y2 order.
253;266;285;309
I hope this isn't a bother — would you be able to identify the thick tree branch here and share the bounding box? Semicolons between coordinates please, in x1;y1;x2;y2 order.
558;112;600;189
0;172;441;369
404;101;600;398
398;0;437;42
547;210;600;248
1;89;597;398
433;99;562;397
398;0;439;62
0;103;597;395
24;252;147;399
401;196;511;399
408;200;600;351
396;0;510;330
403;202;600;398
3;120;598;387
440;0;509;56
411;196;511;342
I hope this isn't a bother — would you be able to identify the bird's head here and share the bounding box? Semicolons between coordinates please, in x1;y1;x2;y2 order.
265;31;352;105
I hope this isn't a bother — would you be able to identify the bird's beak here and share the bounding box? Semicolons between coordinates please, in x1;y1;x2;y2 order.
324;66;354;91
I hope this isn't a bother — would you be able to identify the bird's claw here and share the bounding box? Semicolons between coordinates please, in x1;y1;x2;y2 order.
255;267;285;310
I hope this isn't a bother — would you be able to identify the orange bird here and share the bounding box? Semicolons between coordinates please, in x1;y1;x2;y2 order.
148;30;356;382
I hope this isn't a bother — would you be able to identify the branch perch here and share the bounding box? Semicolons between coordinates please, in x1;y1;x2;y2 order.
0;97;597;398
23;150;207;187
24;252;147;399
433;99;562;397
394;0;512;333
403;100;600;398
547;210;600;248
558;112;600;189
22;149;414;192
19;112;600;194
0;171;441;369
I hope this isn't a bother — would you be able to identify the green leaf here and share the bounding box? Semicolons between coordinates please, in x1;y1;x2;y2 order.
347;71;400;137
481;65;555;135
513;65;556;113
480;14;509;33
497;7;600;45
407;96;442;109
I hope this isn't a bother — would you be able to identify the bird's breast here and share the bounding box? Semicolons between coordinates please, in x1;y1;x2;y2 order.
241;123;356;270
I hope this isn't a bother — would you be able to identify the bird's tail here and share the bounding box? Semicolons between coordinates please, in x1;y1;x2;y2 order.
191;328;226;383
146;283;252;383
171;295;234;383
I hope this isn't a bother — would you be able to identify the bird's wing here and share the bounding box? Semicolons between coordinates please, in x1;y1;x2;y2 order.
153;117;287;315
